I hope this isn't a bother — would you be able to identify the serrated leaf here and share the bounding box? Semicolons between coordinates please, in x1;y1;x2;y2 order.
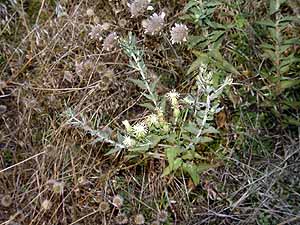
279;45;291;54
279;16;296;23
183;0;199;12
128;78;147;90
139;102;156;110
269;0;287;15
142;93;156;102
209;30;226;44
117;132;124;143
197;163;216;173
166;133;177;144
206;20;227;29
149;78;159;93
183;162;216;185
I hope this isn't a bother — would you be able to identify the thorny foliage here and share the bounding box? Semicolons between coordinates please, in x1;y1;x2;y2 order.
0;0;299;225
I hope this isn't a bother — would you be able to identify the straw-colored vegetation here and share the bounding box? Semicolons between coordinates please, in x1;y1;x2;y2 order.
0;0;299;224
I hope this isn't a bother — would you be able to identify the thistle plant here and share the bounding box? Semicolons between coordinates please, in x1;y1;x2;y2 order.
119;32;158;108
118;33;232;184
65;109;125;152
65;33;232;185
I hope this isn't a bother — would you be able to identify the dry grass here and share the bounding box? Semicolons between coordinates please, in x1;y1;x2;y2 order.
0;0;299;225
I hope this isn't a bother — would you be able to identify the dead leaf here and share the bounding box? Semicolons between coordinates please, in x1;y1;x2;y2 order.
216;111;227;129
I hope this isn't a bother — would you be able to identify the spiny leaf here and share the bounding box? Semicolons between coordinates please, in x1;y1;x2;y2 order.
139;102;156;110
128;78;147;90
269;0;287;15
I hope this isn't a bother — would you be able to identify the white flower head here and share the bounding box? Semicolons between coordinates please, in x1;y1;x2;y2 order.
103;32;118;51
89;24;104;41
143;12;165;35
112;195;124;208
199;63;207;75
170;23;188;44
133;122;148;138
123;136;136;148
166;89;180;106
41;199;52;211
128;0;151;18
145;114;159;127
224;76;233;85
86;8;95;17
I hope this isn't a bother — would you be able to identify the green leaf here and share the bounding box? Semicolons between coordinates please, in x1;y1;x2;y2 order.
183;162;216;185
105;147;122;156
262;49;276;62
278;79;300;93
256;19;275;27
206;20;228;29
173;158;183;171
142;93;157;102
269;0;287;15
128;78;147;90
184;122;199;135
166;133;177;144
187;51;210;75
279;65;290;74
163;165;172;176
129;144;150;152
183;162;200;185
187;35;207;49
283;115;300;126
183;0;199;12
202;126;219;134
279;16;297;24
209;50;240;75
139;102;156;110
192;136;214;143
197;163;216;173
182;151;194;160
165;147;181;169
148;134;162;148
282;38;300;45
261;43;275;50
